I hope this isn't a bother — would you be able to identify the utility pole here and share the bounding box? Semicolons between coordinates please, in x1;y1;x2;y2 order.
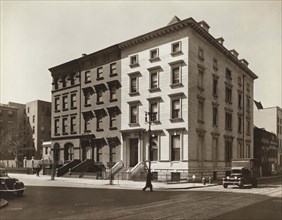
145;111;156;171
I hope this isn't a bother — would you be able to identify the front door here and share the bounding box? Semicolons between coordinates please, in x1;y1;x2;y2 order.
129;138;138;167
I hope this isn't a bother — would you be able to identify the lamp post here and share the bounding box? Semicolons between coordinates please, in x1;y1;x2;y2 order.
145;111;156;171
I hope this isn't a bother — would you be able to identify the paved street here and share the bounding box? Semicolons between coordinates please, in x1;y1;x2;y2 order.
0;176;281;220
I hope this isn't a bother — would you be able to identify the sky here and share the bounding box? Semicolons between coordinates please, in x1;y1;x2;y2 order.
1;0;281;108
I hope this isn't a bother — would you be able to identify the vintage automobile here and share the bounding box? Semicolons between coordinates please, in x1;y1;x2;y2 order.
0;168;25;196
223;167;258;188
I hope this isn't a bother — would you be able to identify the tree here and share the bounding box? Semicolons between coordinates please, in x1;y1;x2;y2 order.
0;123;34;164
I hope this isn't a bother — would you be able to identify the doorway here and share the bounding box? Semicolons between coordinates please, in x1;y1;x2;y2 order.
129;138;138;167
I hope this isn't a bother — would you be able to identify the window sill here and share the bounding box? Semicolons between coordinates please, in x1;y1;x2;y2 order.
70;131;77;134
96;128;104;132
197;86;204;92
85;80;91;84
54;133;60;136
62;132;69;135
170;83;183;89
149;57;160;63
109;98;118;103
170;51;183;56
198;120;205;124
129;92;140;96
96;77;104;81
109;127;118;130
129;123;140;127
54;110;60;113
129;63;139;68
70;106;77;110
170;118;184;123
96;101;104;105
62;108;68;111
84;104;91;107
148;88;161;93
110;73;118;77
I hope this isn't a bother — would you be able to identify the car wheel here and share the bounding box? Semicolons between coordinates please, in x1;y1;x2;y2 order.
223;184;228;188
17;190;24;196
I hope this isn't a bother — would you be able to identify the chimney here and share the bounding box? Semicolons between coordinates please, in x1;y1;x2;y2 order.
230;49;239;58
240;59;249;67
216;37;224;45
82;53;87;57
198;20;210;32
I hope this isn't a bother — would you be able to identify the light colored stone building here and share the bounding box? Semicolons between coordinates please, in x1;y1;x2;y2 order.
119;16;258;180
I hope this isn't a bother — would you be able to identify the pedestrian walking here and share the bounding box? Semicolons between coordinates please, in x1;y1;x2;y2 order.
36;165;40;177
142;170;153;192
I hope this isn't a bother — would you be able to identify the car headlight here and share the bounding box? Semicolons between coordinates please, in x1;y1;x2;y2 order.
227;176;230;180
1;180;5;185
234;176;238;180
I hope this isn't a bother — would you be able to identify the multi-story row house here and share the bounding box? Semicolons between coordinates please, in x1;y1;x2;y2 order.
254;126;278;176
49;16;258;180
254;101;282;173
49;45;121;175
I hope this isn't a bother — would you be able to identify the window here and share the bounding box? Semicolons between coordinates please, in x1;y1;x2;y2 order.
213;58;218;70
198;47;204;61
97;90;103;104
62;117;68;134
70;93;76;108
212;107;218;126
213;78;218;96
97;67;103;79
238;93;242;109
55;97;60;111
246;82;250;92
85;92;91;106
96;115;103;131
62;77;67;88
198;101;204;123
172;66;180;85
225;86;232;104
238;76;242;87
70;74;75;85
62;95;68;110
226;68;232;80
84;117;90;132
198;65;205;91
110;63;117;76
150;102;159;122
171;41;181;55
149;49;159;61
85;71;91;83
225;112;232;131
53;78;59;90
246;97;251;112
109;114;117;129
54;119;59;134
32;126;35;134
130;105;138;124
130;55;139;67
110;86;117;101
238;115;242;133
150;71;158;90
70;116;76;133
171;134;180;161
130;77;138;93
171;99;180;119
27;107;30;113
225;139;233;162
150;135;158;161
32;115;35;123
109;145;116;163
247;119;251;136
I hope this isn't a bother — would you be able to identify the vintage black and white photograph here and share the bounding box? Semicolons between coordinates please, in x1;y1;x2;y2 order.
0;1;281;219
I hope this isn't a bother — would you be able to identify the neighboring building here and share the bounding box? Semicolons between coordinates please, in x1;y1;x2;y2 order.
49;45;121;173
25;100;52;159
120;16;257;180
254;101;282;173
49;16;258;180
0;103;18;159
254;127;278;176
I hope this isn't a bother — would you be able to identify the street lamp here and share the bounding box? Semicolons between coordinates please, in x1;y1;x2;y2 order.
145;111;157;171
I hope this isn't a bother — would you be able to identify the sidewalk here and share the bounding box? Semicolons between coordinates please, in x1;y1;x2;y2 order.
8;173;217;191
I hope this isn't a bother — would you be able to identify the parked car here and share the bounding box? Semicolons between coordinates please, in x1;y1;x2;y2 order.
0;168;25;196
223;167;258;188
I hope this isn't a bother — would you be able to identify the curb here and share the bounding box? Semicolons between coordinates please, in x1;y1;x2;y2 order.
0;199;8;209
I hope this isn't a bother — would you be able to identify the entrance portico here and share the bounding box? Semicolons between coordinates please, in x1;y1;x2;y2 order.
120;128;146;168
